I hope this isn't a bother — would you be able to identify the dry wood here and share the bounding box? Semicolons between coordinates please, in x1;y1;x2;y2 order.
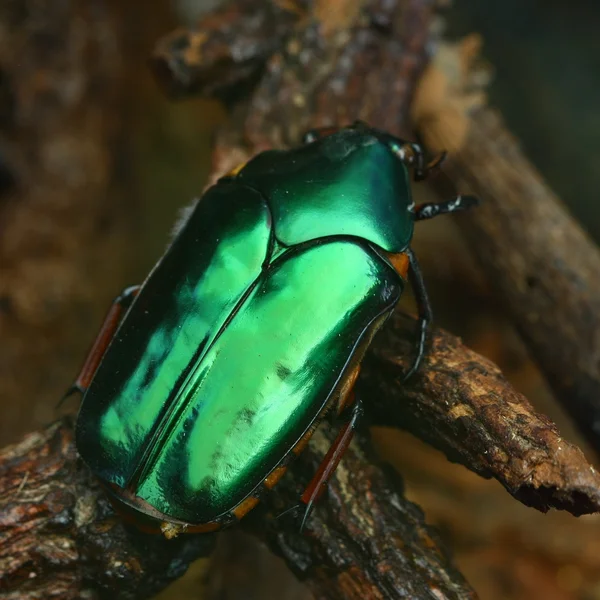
0;1;478;598
411;36;600;455
3;1;600;599
253;429;476;600
0;419;215;600
362;312;600;516
151;0;301;101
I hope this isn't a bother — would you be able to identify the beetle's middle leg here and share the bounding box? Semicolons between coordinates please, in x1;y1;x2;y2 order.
60;285;140;402
403;248;433;381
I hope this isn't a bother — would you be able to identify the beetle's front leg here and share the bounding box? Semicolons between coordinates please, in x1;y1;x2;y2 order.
60;285;140;402
403;248;433;381
414;195;479;220
299;394;364;531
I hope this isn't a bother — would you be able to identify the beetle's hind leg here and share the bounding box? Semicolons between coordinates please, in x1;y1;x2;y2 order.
59;285;140;404
298;393;364;531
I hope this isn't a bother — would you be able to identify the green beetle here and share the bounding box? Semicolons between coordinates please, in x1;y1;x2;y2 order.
69;122;477;537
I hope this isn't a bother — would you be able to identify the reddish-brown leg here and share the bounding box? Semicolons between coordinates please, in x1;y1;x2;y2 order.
299;395;363;530
61;285;140;401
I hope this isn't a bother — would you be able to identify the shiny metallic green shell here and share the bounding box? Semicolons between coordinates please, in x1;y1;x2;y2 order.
75;129;412;525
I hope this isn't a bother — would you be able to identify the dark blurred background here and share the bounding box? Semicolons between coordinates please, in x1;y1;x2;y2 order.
1;0;600;598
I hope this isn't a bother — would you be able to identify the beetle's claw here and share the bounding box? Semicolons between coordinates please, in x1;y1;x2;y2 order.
273;501;313;531
401;358;422;383
458;194;480;210
299;500;314;533
56;384;84;409
402;316;428;383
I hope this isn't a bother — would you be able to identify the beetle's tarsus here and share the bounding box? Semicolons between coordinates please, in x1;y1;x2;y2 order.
403;194;478;379
299;500;314;533
414;194;479;221
403;249;432;381
402;318;429;381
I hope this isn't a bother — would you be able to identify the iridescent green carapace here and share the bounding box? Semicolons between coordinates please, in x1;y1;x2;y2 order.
75;126;414;528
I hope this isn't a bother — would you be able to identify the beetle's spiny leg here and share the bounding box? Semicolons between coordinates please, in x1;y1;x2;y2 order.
58;285;141;406
299;396;363;532
402;248;432;382
414;194;479;221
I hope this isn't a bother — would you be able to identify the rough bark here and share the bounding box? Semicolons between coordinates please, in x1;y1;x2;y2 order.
254;429;476;600
0;420;215;600
0;1;479;598
4;325;517;600
362;312;600;516
3;2;600;600
151;0;301;102
410;36;600;455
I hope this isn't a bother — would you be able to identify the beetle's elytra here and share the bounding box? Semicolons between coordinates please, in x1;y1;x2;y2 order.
69;122;477;537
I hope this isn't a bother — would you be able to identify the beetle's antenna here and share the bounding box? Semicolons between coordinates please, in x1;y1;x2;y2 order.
414;195;479;221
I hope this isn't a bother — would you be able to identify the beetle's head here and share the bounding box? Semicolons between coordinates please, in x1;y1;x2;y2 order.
351;121;447;182
304;121;446;183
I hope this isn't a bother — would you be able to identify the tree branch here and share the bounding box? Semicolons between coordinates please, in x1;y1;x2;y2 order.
362;312;600;516
410;36;600;455
252;428;476;600
0;2;481;597
0;420;215;600
151;0;302;101
3;2;599;599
